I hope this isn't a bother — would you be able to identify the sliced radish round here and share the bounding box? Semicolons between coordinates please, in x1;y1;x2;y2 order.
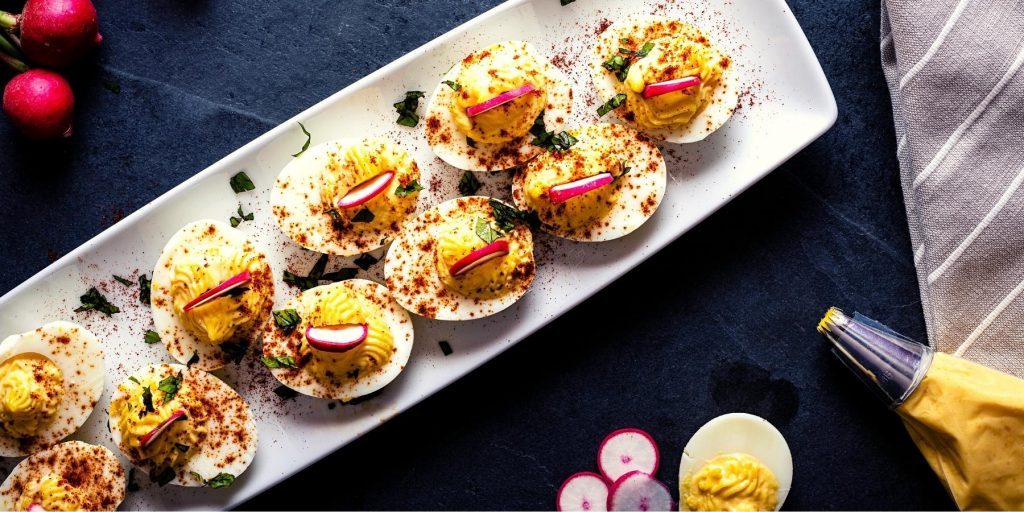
466;83;537;117
642;76;701;99
139;409;187;449
183;271;252;312
598;428;660;482
337;171;395;209
607;471;673;512
449;239;510;277
557;472;610;512
27;503;45;512
548;173;614;204
305;324;368;353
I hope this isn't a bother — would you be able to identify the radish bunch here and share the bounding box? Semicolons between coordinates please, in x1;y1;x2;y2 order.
557;428;674;512
0;0;102;140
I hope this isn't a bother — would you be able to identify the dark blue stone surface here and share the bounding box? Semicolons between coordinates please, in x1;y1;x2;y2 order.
0;0;957;509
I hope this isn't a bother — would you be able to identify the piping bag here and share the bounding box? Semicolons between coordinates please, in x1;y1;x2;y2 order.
818;307;1024;510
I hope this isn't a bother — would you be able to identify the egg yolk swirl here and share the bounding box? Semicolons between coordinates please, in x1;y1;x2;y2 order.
435;216;532;299
14;473;83;512
171;243;268;346
622;32;729;130
320;138;419;232
299;285;394;388
450;42;548;143
682;453;779;511
0;354;64;438
110;375;205;471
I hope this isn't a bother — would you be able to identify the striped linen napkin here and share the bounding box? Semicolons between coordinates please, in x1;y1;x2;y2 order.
881;0;1024;378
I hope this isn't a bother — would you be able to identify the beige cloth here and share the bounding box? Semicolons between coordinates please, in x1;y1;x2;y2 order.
881;0;1024;378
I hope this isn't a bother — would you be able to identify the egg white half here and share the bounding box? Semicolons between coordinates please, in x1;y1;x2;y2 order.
678;413;793;511
590;16;739;144
425;41;574;172
0;441;126;511
261;279;415;401
108;363;258;487
0;321;105;456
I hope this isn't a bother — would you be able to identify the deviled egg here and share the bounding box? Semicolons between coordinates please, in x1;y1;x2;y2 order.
271;137;423;256
108;363;258;488
0;441;126;511
512;123;666;241
261;279;414;401
591;16;739;143
0;321;104;456
384;196;536;320
678;413;793;511
151;219;275;371
425;41;574;172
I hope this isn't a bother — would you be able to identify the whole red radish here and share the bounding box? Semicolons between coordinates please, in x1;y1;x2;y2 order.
3;69;75;140
11;0;102;67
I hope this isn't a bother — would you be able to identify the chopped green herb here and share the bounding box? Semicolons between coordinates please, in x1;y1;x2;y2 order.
157;372;182;401
229;172;255;193
637;41;655;58
459;171;481;196
442;80;462;91
466;136;477;148
475;217;501;244
206;473;236;489
560;0;576;4
127;468;140;492
394;90;426;127
139;274;152;305
321;268;358;282
439;340;453;356
144;330;161;345
489;199;531;233
394;179;424;198
102;79;121;94
273;309;301;334
229;205;255;227
261;356;296;369
75;288;120;316
351;208;375;223
141;386;155;413
274;385;299;400
186;352;200;368
597;94;628;117
225;287;249;298
602;41;654;82
327;208;344;224
113;275;133;286
220;341;248;364
354;254;378;271
128;376;141;385
174;443;190;453
614;162;632;182
284;254;355;290
292;122;311;157
529;113;547;138
529;113;577;152
151;466;176;487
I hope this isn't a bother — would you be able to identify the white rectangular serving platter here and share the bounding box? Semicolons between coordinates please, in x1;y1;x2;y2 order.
0;0;835;509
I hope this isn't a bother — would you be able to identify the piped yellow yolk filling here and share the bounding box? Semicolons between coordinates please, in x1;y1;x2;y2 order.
14;473;83;512
171;244;267;346
682;453;779;511
300;285;394;384
111;375;205;470
320;138;419;231
435;217;531;299
451;43;548;144
0;354;64;438
623;34;728;130
522;131;621;231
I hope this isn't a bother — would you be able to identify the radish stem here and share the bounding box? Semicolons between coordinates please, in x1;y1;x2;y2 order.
0;51;28;73
0;11;17;31
0;32;24;60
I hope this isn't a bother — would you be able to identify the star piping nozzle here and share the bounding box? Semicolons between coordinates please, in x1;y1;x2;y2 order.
817;307;934;409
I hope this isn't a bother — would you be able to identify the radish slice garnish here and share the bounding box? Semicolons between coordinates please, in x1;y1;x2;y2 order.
448;239;510;277
139;409;187;449
337;171;395;209
27;503;46;512
558;472;610;512
466;83;538;117
548;173;614;204
183;271;252;313
305;324;369;353
607;471;674;512
641;76;701;99
598;428;660;482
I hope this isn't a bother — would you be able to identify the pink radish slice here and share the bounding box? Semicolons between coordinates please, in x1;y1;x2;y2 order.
466;83;537;117
607;471;673;512
598;428;660;482
449;239;510;277
27;503;45;512
548;173;614;204
642;76;701;99
183;271;252;312
139;410;187;449
557;472;610;512
305;324;368;353
337;171;395;209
